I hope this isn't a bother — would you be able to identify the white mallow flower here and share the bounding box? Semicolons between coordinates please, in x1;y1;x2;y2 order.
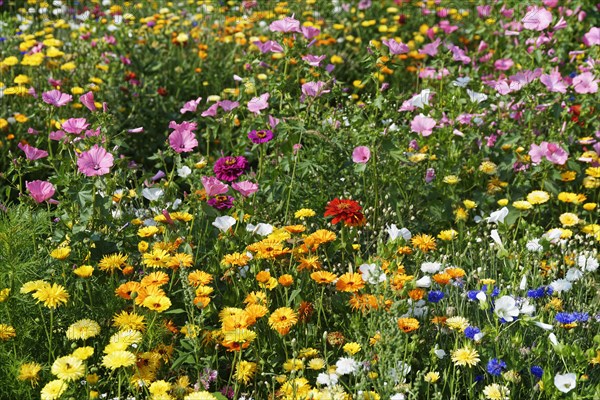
212;216;236;232
177;165;191;178
415;275;431;288
476;291;487;303
577;254;598;272
142;187;164;201
390;394;405;400
533;321;553;331
526;239;543;252
316;372;338;387
490;229;503;248
389;361;411;384
519;275;528;290
565;268;583;282
246;223;273;236
420;261;441;274
487;207;509;224
494;296;519;322
549;332;559;346
386;224;411;241
359;263;386;284
554;373;577;393
550;279;572;293
519;299;535;316
434;348;446;359
544;229;563;243
335;357;358;375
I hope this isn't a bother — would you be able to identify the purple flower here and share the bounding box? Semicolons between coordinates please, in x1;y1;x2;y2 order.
382;39;409;55
232;180;259;197
269;16;301;33
207;195;234;210
42;90;72;107
218;100;239;112
180;97;202;114
572;72;598;94
301;25;320;40
248;129;274;144
213;156;248;182
540;70;567;93
201;176;229;197
62;118;90;135
301;81;330;98
529;141;568;165
411;114;436;137
419;38;441;56
247;93;270;114
425;168;436;183
79;91;96;112
18;143;48;160
201;103;219;117
522;6;553;31
352;146;371;163
168;121;198;153
26;180;55;203
77;144;114;176
302;54;327;67
254;40;283;53
268;115;280;129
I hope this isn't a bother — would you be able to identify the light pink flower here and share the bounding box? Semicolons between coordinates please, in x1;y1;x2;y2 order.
26;180;55;203
18;143;48;160
180;97;202;114
77;144;114;176
572;72;598;94
494;58;514;71
540;70;567;93
582;27;600;46
201;103;219;117
522;6;553;31
382;39;409;55
419;38;441;56
79;91;96;112
269;16;301;33
42;90;72;107
168;121;198;153
301;81;330;97
411;114;436;137
62;118;89;135
201;176;229;197
231;180;259;197
529;142;568;165
352;146;371;163
247;93;270;114
302;54;327;67
218;100;239;112
301;25;320;40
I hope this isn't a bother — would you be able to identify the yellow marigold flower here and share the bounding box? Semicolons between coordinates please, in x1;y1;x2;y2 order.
483;383;510;400
138;225;160;237
71;346;94;360
268;307;298;335
479;161;497;175
443;175;460;184
168;252;194;268
583;203;597;211
235;361;257;384
221;252;250;267
513;200;533;210
497;198;509;206
343;342;361;355
50;247;71;260
336;272;365;292
294;208;316;219
446;316;469;332
98;253;128;273
142;295;172;312
40;379;68;400
424;371;440;383
560;171;577;181
586;167;600;178
526;190;550;205
73;265;94;278
0;324;16;340
0;288;10;302
142;249;172;268
184;392;217;400
308;358;325;370
437;229;457;241
18;362;42;385
51;356;85;381
411;233;437;252
559;213;579;227
454;207;468;222
369;332;381;345
283;358;304;372
451;347;480;367
32;283;69;309
102;350;136;370
66;319;101;340
463;199;477;209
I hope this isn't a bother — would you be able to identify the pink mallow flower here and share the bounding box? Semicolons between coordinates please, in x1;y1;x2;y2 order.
411;114;437;137
352;146;371;163
168;121;198;153
180;97;202;114
201;176;229;197
529;142;568;165
572;72;598;94
26;180;55;203
301;81;330;97
382;39;409;55
247;93;270;114
18;143;48;160
79;91;97;112
269;16;301;33
231;180;259;197
582;27;600;47
540;70;567;93
522;6;553;31
77;144;114;176
42;90;72;107
62;118;90;135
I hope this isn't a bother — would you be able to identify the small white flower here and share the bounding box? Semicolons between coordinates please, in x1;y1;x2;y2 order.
434;348;446;359
533;321;553;331
452;77;471;87
359;263;386;284
246;223;273;236
212;216;236;232
577;254;598;272
177;165;192;178
519;299;535;316
565;268;583;282
487;207;509;224
526;239;543;252
554;373;576;393
316;372;338;387
142;187;164;201
519;275;528;290
386;224;411;241
548;332;559;346
415;275;431;288
490;229;503;247
466;89;488;103
494;296;519;322
550;279;572;293
420;261;441;274
390;394;405;400
476;291;487;303
335;357;358;375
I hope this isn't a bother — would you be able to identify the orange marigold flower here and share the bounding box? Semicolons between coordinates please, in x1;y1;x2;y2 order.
115;281;141;300
335;272;365;293
188;270;213;287
432;272;451;285
255;271;271;283
408;288;424;301
324;198;366;226
348;294;379;312
411;234;437;252
268;307;298;335
310;271;337;284
397;317;420;333
297;256;322;271
278;274;294;287
445;267;465;279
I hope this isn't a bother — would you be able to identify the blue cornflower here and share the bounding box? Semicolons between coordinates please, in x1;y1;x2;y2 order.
467;290;481;301
428;290;445;303
573;312;589;322
487;358;507;376
464;326;481;340
555;312;577;324
527;287;545;298
530;365;543;379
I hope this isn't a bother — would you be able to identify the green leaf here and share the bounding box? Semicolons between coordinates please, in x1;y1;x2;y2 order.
211;393;228;400
164;308;186;314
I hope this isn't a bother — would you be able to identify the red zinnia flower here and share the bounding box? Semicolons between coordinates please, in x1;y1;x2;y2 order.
324;198;365;226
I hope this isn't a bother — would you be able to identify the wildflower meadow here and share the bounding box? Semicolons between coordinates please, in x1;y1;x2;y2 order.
1;0;599;399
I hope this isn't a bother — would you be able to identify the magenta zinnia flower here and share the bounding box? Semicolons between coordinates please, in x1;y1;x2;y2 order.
77;144;114;176
207;195;234;210
248;129;274;144
42;90;72;107
26;180;55;203
213;156;248;182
